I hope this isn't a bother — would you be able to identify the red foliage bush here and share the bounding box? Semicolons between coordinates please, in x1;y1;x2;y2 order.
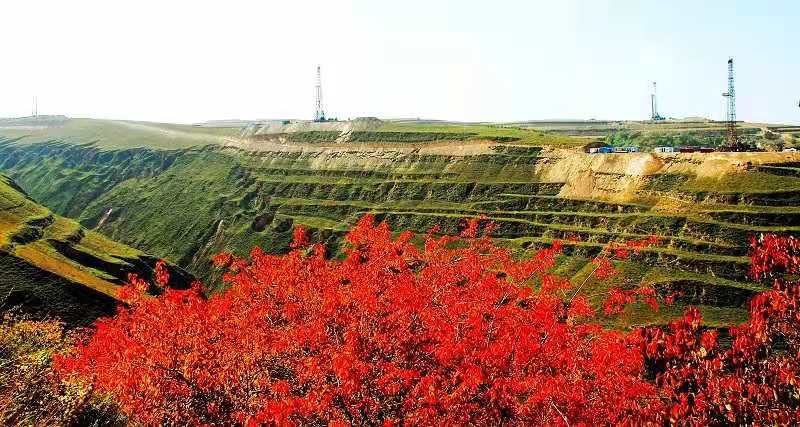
54;218;800;425
635;234;800;425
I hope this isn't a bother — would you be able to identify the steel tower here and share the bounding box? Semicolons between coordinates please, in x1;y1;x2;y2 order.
650;82;664;121
721;58;739;150
314;65;325;122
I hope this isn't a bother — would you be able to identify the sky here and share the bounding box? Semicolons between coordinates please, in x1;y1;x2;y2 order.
1;0;798;124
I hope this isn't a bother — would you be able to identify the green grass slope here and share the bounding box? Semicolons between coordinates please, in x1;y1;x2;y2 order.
0;117;238;150
0;174;192;326
364;121;579;146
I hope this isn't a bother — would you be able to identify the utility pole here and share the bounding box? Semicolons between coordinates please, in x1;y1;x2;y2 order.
721;58;740;150
314;65;325;122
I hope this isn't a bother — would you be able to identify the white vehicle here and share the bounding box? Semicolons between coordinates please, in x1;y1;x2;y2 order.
654;146;675;153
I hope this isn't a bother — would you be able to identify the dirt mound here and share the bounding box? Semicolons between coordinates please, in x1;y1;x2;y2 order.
539;149;800;203
350;117;383;130
251;117;383;137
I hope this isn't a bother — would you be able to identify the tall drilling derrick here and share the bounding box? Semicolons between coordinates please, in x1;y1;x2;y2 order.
314;65;325;122
650;82;664;121
721;58;740;150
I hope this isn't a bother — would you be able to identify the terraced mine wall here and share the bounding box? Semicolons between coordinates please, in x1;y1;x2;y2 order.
2;137;800;326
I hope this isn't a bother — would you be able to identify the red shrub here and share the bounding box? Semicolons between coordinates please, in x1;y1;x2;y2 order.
636;234;800;425
55;216;657;425
54;218;800;425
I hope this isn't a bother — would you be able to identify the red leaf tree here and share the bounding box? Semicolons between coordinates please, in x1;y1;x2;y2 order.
54;217;800;425
636;234;800;425
55;216;656;425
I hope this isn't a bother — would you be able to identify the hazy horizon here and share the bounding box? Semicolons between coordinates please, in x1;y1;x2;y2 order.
2;0;798;124
5;115;789;126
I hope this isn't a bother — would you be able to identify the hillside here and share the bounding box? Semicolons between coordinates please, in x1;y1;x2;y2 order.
0;116;240;150
0;173;192;326
2;118;800;327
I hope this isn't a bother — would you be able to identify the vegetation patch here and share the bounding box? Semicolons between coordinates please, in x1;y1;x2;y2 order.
0;315;126;424
255;131;340;143
642;174;692;191
687;171;800;194
348;131;478;142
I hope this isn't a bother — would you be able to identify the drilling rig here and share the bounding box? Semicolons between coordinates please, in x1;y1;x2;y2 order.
313;65;326;122
650;82;665;121
721;58;744;151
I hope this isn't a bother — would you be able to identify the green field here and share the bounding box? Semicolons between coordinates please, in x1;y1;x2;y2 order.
502;119;800;151
1;117;799;327
370;121;578;146
0;117;239;150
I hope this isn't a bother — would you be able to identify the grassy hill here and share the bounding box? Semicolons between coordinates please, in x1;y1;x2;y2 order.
0;173;192;326
0;117;240;150
2;117;799;327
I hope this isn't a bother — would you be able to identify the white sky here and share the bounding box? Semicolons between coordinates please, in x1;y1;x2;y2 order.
1;0;798;124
